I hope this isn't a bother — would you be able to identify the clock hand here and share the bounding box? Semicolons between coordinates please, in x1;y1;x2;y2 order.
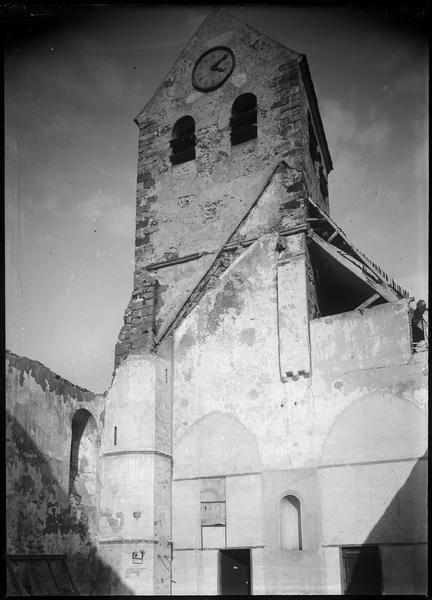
210;54;228;71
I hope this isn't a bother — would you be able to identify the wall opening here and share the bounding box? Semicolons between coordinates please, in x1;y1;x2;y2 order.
69;408;99;503
114;426;117;446
307;235;386;317
219;549;251;595
341;546;382;595
230;93;257;145
280;494;302;550
170;115;196;164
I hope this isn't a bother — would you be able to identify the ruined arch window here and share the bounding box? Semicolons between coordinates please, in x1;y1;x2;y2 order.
280;494;302;550
69;409;99;503
230;93;257;145
170;115;196;165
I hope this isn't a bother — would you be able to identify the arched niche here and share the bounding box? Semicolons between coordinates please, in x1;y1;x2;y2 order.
174;411;261;479
319;393;427;546
321;392;427;465
69;408;99;504
280;494;302;550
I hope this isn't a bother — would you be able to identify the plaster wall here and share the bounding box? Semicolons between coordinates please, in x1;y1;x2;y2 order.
261;469;325;594
380;544;427;594
318;387;427;595
310;300;413;375
99;453;156;540
226;474;263;547
173;234;309;471
98;352;172;595
172;549;218;595
277;237;311;378
319;459;427;545
96;542;155;595
101;354;157;453
170;236;427;594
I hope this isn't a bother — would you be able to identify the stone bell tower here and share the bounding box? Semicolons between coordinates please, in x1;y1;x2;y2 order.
98;9;333;595
115;8;332;366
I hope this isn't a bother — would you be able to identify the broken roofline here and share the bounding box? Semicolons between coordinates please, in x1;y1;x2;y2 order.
306;197;410;300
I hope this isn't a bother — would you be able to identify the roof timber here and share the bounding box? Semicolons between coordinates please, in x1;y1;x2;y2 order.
355;293;381;311
308;232;400;303
307;197;410;299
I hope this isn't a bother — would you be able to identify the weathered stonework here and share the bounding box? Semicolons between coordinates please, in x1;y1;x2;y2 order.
113;11;332;368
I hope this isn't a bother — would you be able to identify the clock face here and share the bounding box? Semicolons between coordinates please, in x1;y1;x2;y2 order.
192;46;235;92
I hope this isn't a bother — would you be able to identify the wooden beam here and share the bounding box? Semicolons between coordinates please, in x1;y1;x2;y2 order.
307;197;387;279
309;232;399;303
355;293;380;310
307;197;410;299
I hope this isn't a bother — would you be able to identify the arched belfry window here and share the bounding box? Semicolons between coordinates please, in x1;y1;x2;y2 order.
230;93;257;145
170;115;196;165
280;494;302;550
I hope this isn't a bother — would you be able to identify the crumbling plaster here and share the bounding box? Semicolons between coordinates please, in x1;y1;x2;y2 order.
169;234;427;594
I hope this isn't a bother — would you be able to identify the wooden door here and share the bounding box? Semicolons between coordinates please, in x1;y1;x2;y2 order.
220;549;251;596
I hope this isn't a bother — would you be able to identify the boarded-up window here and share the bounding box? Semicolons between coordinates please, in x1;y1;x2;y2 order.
201;501;226;526
201;477;226;549
280;494;302;550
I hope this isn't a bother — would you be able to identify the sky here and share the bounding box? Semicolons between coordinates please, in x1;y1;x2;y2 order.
5;5;428;393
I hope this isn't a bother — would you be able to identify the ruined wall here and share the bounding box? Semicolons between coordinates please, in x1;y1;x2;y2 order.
310;299;413;375
171;234;327;594
5;351;106;594
170;239;427;594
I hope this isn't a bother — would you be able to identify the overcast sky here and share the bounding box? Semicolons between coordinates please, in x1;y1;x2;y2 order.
5;5;428;393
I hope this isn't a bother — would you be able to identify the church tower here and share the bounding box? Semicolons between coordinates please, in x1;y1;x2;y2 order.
114;8;332;367
98;10;427;596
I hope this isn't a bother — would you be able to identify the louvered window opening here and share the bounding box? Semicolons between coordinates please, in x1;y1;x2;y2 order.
230;108;257;145
170;133;197;165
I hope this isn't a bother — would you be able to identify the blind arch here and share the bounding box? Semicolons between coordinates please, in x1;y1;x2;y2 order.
279;493;302;550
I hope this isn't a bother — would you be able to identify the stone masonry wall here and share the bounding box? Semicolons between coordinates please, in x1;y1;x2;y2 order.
114;12;332;368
